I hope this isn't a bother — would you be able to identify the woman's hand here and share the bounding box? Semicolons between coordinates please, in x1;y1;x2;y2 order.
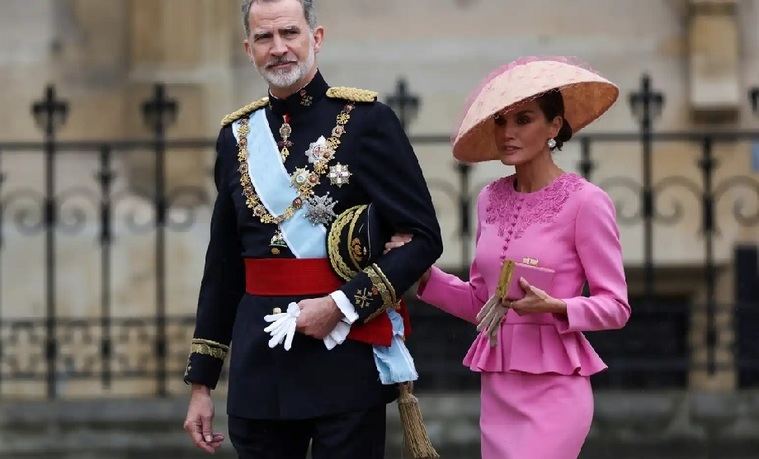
507;277;567;316
382;233;431;286
418;268;431;285
383;233;413;254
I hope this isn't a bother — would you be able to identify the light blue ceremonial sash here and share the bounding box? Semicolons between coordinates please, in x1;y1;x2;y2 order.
373;309;419;384
232;110;327;258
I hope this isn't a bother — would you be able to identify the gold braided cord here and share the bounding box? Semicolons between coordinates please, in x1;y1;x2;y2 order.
326;87;378;103
328;206;362;281
221;97;269;126
235;104;354;225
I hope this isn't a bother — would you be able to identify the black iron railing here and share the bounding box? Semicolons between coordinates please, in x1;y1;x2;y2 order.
0;76;757;398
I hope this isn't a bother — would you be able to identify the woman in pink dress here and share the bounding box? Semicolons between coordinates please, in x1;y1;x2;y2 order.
391;58;630;458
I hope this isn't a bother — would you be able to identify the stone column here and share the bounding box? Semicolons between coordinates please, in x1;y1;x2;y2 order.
687;0;740;122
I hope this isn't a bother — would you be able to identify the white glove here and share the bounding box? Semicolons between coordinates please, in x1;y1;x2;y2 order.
323;334;337;350
323;319;351;350
263;302;300;351
476;295;508;347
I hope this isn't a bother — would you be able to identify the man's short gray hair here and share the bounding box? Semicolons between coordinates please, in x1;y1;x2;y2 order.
241;0;317;36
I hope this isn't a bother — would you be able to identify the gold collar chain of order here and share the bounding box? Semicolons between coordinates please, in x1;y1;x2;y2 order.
236;103;355;225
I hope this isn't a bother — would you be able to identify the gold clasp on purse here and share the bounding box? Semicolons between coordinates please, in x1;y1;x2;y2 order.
521;257;539;266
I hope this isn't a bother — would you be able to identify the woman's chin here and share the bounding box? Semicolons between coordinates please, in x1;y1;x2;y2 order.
499;155;523;166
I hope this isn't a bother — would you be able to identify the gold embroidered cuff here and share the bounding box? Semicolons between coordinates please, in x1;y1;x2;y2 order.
363;264;398;322
190;338;230;361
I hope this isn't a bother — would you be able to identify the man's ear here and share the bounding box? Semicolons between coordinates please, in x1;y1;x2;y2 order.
243;39;255;64
312;26;325;54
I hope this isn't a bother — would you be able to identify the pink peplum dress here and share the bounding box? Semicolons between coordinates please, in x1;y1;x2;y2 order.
418;172;630;459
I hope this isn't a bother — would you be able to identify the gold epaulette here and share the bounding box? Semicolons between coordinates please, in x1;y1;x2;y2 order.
326;87;378;103
220;96;269;126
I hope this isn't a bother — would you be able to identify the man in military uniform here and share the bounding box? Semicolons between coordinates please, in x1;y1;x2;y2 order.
182;0;442;457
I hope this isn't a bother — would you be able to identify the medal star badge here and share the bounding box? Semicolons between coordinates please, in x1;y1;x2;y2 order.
328;163;352;188
270;230;287;248
269;230;288;255
353;288;373;309
299;89;313;107
305;136;330;164
291;167;310;188
305;193;338;226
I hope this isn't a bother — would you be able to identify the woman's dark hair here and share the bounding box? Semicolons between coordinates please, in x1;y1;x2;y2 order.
535;89;573;151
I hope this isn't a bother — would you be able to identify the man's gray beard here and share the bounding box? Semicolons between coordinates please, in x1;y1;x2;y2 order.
257;48;315;90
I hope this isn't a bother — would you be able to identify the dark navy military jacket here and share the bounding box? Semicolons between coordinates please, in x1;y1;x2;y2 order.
185;71;442;420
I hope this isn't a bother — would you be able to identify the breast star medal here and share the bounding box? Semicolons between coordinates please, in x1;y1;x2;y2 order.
305;193;337;226
291;167;319;192
305;136;332;164
327;163;351;187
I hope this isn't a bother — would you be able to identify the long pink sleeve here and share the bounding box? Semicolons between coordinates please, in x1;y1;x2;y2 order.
417;193;489;324
417;263;489;324
557;189;630;333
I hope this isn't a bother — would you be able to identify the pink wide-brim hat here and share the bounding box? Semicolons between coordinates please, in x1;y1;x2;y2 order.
452;57;619;163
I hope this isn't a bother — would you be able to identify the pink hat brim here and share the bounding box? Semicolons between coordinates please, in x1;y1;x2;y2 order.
452;59;619;163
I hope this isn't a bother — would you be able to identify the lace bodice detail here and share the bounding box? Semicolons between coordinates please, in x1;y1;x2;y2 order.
485;173;585;240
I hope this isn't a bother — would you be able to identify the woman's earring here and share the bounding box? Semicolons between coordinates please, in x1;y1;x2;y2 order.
547;138;557;149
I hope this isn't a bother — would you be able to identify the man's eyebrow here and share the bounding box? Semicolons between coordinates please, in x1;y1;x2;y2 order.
253;25;300;37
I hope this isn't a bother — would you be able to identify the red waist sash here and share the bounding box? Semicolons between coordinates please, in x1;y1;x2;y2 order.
244;258;410;347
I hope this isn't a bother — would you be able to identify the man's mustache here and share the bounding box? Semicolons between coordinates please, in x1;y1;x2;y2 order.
266;57;297;68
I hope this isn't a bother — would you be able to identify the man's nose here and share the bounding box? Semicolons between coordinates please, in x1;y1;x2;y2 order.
271;35;288;56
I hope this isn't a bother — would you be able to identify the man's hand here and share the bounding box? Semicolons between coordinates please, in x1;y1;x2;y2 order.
296;296;344;340
183;384;225;454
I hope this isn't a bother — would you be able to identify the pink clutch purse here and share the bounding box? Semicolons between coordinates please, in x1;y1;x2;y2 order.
496;258;555;301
